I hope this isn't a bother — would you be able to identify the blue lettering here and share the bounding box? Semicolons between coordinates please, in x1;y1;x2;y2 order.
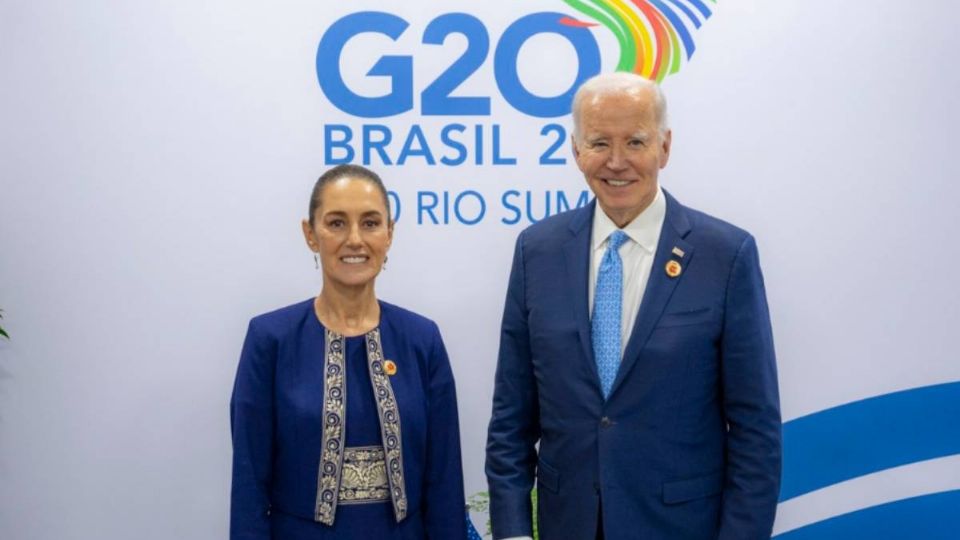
324;124;354;164
492;124;517;165
526;190;551;223
454;190;486;225
557;190;591;212
474;124;484;165
387;191;401;222
417;191;440;224
421;14;491;115
500;190;522;225
363;124;393;165
539;124;567;165
397;125;436;165
440;124;468;166
494;12;601;117
316;12;413;118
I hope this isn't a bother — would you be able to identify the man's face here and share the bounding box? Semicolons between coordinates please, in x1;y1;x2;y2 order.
573;89;671;228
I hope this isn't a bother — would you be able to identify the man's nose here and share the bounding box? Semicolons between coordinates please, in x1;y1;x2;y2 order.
606;145;628;170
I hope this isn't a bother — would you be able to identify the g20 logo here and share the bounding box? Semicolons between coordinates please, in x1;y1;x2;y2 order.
316;11;601;118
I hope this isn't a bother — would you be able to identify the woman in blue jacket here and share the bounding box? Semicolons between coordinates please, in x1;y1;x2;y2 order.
230;164;467;539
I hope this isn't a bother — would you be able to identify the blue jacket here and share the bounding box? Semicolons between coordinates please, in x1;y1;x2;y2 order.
231;299;467;539
486;193;781;540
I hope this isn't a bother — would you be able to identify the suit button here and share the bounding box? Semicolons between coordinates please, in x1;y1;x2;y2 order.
600;416;613;428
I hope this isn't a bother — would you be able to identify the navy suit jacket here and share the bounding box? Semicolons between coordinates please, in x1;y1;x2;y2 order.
486;192;781;540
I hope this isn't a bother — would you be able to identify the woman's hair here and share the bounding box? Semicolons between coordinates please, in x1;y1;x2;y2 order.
308;164;391;225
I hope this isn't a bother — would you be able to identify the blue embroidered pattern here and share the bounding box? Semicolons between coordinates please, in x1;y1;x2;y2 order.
314;328;408;525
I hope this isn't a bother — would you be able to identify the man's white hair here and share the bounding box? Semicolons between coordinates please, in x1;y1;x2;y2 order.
571;72;669;142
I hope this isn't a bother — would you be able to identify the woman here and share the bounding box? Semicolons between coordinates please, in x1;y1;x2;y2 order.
230;164;467;539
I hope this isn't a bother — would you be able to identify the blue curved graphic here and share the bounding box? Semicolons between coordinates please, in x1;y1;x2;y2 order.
773;489;960;540
668;0;711;22
780;381;960;502
649;0;697;56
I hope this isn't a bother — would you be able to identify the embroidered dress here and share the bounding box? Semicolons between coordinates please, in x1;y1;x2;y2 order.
230;299;468;540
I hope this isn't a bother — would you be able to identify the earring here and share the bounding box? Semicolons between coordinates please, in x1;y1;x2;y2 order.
314;252;319;270
382;255;388;271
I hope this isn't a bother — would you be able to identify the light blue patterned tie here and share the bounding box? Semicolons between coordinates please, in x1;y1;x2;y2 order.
593;230;628;399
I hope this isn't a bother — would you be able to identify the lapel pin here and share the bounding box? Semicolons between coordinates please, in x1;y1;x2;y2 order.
665;260;682;278
384;359;398;376
671;246;685;258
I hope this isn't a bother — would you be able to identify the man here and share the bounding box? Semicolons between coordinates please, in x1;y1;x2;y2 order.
485;73;781;540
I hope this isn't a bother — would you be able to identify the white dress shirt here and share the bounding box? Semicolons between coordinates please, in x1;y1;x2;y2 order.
498;187;666;540
589;185;666;356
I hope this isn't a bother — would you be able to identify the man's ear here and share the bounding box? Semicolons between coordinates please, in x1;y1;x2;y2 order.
659;130;672;169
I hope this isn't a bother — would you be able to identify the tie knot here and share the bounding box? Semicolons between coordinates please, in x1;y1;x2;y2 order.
607;230;628;251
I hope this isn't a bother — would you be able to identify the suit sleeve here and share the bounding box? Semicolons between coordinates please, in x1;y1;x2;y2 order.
485;232;540;539
718;235;783;540
230;319;276;540
423;322;469;540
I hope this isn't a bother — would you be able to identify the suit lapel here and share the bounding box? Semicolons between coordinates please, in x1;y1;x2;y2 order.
563;201;597;377
609;191;694;399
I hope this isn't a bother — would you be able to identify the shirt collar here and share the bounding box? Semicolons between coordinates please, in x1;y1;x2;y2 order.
591;185;666;254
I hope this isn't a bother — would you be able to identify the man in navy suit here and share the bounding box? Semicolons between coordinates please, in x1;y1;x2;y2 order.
485;73;781;540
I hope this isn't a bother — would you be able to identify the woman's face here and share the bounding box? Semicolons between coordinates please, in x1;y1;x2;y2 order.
303;177;393;290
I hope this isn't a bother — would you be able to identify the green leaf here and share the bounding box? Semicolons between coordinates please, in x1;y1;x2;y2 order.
466;488;540;539
531;488;539;540
0;326;8;339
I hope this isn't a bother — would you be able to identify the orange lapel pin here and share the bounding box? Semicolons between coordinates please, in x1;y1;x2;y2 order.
384;360;397;376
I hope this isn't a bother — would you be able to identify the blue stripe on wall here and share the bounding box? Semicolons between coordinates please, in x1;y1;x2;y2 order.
773;489;960;540
780;381;960;501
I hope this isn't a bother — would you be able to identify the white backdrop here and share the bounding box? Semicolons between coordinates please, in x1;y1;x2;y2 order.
1;1;959;538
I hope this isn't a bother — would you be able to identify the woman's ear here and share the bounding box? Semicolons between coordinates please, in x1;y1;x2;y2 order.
301;219;317;251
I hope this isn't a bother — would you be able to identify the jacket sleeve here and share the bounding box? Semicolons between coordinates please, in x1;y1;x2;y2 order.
422;322;469;540
718;235;783;539
230;319;276;540
485;232;540;539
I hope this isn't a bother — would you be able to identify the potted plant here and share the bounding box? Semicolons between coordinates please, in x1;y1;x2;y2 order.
0;309;7;339
467;489;539;539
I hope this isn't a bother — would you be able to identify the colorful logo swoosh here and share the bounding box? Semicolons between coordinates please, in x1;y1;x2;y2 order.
560;0;717;81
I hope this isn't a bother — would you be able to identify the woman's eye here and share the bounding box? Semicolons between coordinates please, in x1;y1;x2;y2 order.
363;220;381;228
327;219;344;228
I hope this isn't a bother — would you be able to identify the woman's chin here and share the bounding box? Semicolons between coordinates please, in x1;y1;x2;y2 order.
328;269;378;289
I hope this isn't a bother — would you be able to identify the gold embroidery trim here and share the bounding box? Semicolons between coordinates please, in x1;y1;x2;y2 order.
366;329;408;522
313;328;408;525
339;446;390;505
315;330;346;525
